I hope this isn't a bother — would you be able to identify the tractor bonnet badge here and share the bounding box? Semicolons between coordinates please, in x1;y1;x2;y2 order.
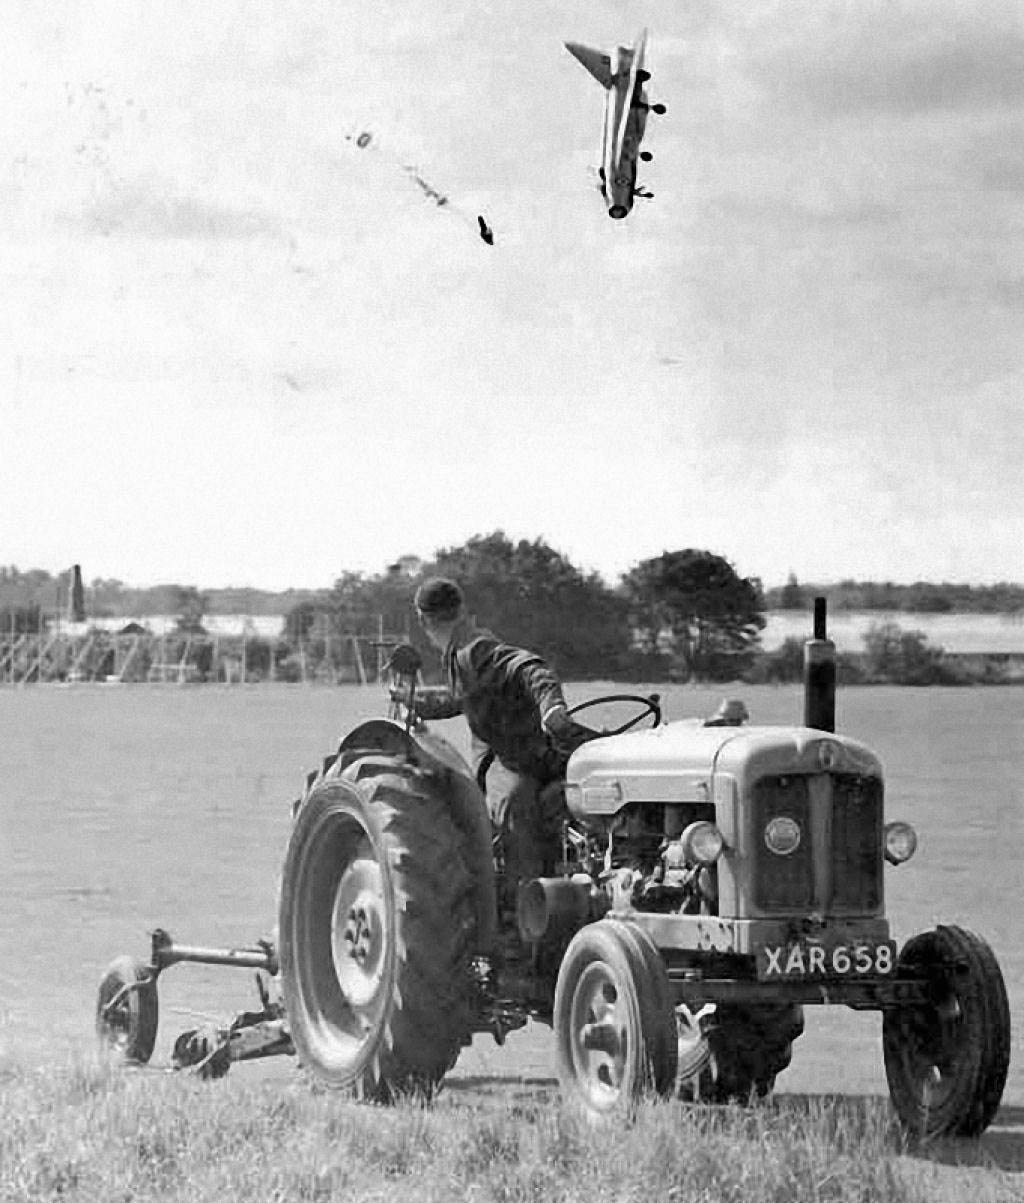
817;740;839;770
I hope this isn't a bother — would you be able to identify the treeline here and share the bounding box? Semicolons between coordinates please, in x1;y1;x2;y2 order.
750;624;1008;687
3;543;1022;686
767;573;1024;614
4;564;1024;623
0;567;321;620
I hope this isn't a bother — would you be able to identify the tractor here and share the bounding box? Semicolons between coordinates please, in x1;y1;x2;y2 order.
96;600;1010;1138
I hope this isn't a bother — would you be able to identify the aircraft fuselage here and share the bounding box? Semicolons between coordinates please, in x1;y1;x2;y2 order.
565;30;655;220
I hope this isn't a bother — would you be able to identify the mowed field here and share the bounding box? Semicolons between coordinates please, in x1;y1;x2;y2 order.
2;680;1023;1124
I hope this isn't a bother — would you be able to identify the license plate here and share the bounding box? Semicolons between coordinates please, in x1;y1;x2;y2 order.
756;939;897;980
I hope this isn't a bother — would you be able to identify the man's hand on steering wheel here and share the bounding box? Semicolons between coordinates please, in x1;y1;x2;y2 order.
541;704;598;755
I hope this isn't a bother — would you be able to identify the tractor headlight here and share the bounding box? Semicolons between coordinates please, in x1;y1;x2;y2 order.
764;816;802;856
680;821;725;865
884;821;917;864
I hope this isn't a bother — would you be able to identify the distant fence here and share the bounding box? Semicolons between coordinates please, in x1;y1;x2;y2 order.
0;630;407;686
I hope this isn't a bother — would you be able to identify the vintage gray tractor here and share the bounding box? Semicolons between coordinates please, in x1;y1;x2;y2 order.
96;601;1010;1138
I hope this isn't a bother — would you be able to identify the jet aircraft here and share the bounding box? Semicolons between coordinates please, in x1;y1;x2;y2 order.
564;28;665;219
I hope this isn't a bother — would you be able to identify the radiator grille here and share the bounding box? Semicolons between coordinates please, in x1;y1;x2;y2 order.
751;772;883;914
831;774;883;911
752;776;814;910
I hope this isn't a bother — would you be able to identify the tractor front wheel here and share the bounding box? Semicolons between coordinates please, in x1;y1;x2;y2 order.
883;924;1009;1138
554;918;677;1120
278;769;476;1101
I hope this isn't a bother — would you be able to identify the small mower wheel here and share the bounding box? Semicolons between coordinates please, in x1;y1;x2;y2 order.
554;918;677;1121
96;955;158;1064
883;924;1010;1139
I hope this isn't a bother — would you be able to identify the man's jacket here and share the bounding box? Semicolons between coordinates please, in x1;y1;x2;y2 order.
415;625;567;779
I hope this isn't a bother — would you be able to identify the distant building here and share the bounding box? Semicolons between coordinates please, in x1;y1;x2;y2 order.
60;614;287;639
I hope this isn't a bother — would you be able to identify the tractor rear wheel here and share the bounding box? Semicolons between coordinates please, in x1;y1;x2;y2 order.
278;768;477;1100
679;1002;804;1103
554;918;677;1120
95;955;158;1064
883;924;1009;1138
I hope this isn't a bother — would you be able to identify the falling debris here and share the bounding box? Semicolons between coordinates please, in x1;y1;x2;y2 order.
406;169;449;207
346;127;494;247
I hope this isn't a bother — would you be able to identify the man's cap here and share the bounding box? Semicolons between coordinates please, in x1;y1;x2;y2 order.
414;577;464;620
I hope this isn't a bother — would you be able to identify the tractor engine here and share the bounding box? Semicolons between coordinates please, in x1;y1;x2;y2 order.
568;798;721;916
516;720;733;949
517;714;907;956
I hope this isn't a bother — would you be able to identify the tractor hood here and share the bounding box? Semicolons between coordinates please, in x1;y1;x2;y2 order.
565;719;883;817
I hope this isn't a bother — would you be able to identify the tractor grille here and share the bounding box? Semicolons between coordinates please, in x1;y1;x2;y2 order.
831;774;883;911
752;773;883;914
752;776;814;910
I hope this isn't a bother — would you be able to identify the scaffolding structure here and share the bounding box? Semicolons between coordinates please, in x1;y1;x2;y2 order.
0;623;409;686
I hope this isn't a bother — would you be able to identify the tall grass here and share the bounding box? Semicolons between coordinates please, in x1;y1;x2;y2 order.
1;1053;1017;1203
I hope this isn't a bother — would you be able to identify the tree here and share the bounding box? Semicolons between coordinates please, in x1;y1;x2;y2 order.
862;621;954;685
623;550;766;681
429;531;634;678
172;586;208;634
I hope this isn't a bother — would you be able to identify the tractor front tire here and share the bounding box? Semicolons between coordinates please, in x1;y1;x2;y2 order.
883;924;1009;1139
554;918;678;1121
278;769;476;1101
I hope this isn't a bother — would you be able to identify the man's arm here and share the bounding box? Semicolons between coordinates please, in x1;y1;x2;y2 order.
466;639;568;718
469;641;597;748
389;684;463;720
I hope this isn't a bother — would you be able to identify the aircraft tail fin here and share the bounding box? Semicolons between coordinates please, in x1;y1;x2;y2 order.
634;28;649;65
564;41;614;88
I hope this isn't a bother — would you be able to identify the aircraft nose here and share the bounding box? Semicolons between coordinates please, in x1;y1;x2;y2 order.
608;205;628;219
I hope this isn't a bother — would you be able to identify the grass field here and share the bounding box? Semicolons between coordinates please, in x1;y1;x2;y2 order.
1;681;1023;1199
4;1053;1024;1203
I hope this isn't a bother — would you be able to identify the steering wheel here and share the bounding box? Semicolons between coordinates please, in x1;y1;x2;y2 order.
567;693;662;736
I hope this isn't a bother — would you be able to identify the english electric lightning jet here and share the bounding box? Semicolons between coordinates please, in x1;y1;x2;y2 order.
564;28;665;219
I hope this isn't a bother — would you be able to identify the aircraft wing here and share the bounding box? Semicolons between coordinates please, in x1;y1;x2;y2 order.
614;29;649;157
564;41;614;88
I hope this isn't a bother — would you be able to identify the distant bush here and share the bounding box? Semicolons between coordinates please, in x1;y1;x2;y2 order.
862;622;959;685
744;637;805;683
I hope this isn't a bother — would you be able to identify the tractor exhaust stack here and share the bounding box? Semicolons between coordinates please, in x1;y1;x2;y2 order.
803;595;836;732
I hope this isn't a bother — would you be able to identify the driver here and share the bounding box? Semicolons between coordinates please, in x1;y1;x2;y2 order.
398;576;593;925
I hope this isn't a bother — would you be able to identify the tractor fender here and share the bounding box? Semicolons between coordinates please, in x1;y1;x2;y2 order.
337;719;497;955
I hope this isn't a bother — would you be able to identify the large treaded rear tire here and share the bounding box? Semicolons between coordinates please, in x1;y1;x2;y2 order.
278;765;476;1101
883;924;1009;1138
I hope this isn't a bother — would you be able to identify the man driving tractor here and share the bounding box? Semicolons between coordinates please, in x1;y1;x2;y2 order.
394;577;593;929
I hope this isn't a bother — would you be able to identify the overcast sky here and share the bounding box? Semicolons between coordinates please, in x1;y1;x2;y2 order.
4;0;1023;590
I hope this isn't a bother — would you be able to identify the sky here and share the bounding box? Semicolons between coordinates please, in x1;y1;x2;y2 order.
3;0;1024;591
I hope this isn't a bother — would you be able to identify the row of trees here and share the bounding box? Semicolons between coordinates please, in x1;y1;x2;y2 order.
5;564;1023;625
749;623;982;687
4;537;1019;685
281;534;768;683
768;573;1024;614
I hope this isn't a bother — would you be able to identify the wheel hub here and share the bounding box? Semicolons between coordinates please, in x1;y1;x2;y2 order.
570;964;628;1104
904;984;965;1107
330;852;387;1009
